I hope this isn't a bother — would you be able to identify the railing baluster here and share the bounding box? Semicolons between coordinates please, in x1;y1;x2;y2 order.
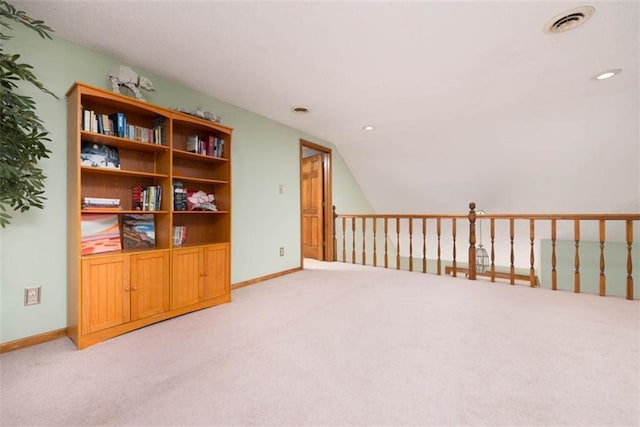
341;217;346;262
509;218;515;285
396;217;401;270
574;219;581;293
452;218;457;277
422;218;427;273
372;218;377;267
599;219;606;296
468;203;476;280
626;220;633;300
490;218;495;283
332;206;337;261
529;219;536;287
409;218;414;272
351;217;356;264
384;218;388;269
551;219;557;291
361;217;366;266
437;218;442;275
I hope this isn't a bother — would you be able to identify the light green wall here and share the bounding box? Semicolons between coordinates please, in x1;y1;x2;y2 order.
0;26;372;344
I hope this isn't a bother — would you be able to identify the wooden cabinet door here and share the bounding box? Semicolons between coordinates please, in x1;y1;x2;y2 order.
171;247;202;309
203;244;230;300
130;251;170;321
81;256;130;335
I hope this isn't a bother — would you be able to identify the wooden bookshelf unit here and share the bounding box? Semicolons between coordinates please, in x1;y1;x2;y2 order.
66;82;232;349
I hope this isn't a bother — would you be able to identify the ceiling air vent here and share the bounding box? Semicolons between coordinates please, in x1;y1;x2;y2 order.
544;6;595;34
291;106;310;114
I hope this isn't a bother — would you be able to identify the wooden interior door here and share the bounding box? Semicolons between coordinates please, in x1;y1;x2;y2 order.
302;153;324;260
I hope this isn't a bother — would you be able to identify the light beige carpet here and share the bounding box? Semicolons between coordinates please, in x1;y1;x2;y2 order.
2;259;638;426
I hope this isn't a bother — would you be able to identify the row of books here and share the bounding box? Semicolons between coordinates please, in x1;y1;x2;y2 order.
82;109;166;145
132;185;162;211
80;214;192;255
83;187;219;212
186;135;225;158
173;226;187;246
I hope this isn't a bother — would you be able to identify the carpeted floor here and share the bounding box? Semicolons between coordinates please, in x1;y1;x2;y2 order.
1;259;639;426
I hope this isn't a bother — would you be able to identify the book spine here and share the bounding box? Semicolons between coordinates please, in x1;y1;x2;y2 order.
132;185;143;210
83;109;91;131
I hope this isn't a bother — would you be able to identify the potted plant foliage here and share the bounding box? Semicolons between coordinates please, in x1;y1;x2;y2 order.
0;0;57;227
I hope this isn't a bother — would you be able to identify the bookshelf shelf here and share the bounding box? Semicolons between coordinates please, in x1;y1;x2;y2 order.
173;210;229;214
172;175;228;185
81;166;169;179
80;131;169;152
172;149;228;162
67;82;232;350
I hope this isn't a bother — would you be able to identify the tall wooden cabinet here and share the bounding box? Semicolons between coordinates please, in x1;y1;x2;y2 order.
67;82;232;349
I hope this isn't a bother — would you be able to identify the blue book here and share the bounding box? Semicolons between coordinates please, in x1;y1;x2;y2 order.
108;112;125;138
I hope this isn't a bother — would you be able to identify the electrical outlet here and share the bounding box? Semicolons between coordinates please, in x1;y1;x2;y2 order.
24;287;41;306
279;247;285;256
279;184;284;194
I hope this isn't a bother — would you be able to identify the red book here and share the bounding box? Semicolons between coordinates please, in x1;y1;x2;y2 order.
132;185;143;210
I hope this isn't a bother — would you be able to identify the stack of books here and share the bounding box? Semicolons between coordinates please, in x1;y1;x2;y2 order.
82;197;121;211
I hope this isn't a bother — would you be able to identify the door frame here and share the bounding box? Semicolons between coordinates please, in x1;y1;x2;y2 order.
300;139;333;263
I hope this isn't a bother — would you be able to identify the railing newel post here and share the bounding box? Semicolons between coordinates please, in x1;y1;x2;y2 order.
468;202;477;280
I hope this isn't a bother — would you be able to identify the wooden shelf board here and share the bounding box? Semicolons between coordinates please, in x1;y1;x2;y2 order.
81;166;168;179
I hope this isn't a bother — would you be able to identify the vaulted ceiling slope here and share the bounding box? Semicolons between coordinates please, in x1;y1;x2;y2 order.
15;1;639;214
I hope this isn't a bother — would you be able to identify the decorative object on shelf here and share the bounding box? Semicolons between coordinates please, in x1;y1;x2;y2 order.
174;107;221;123
475;210;489;273
107;65;155;101
0;1;58;228
186;190;217;211
81;142;120;169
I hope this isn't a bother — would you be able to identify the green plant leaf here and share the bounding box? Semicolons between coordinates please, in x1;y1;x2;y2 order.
0;1;56;227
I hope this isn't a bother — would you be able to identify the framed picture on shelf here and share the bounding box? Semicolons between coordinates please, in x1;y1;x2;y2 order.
121;214;156;249
80;214;122;255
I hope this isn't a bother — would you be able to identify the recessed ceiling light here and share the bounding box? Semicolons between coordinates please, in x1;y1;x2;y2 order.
592;69;622;81
291;106;310;114
362;125;375;131
544;6;595;34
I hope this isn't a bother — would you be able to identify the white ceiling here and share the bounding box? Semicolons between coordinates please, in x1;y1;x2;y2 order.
14;1;640;214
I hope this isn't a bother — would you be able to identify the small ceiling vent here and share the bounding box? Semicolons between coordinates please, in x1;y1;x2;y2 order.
291;106;310;114
544;6;595;34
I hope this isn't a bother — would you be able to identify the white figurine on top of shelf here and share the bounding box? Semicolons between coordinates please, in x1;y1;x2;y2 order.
108;65;155;101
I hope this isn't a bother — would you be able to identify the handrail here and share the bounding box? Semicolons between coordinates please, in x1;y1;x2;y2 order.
333;202;639;300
